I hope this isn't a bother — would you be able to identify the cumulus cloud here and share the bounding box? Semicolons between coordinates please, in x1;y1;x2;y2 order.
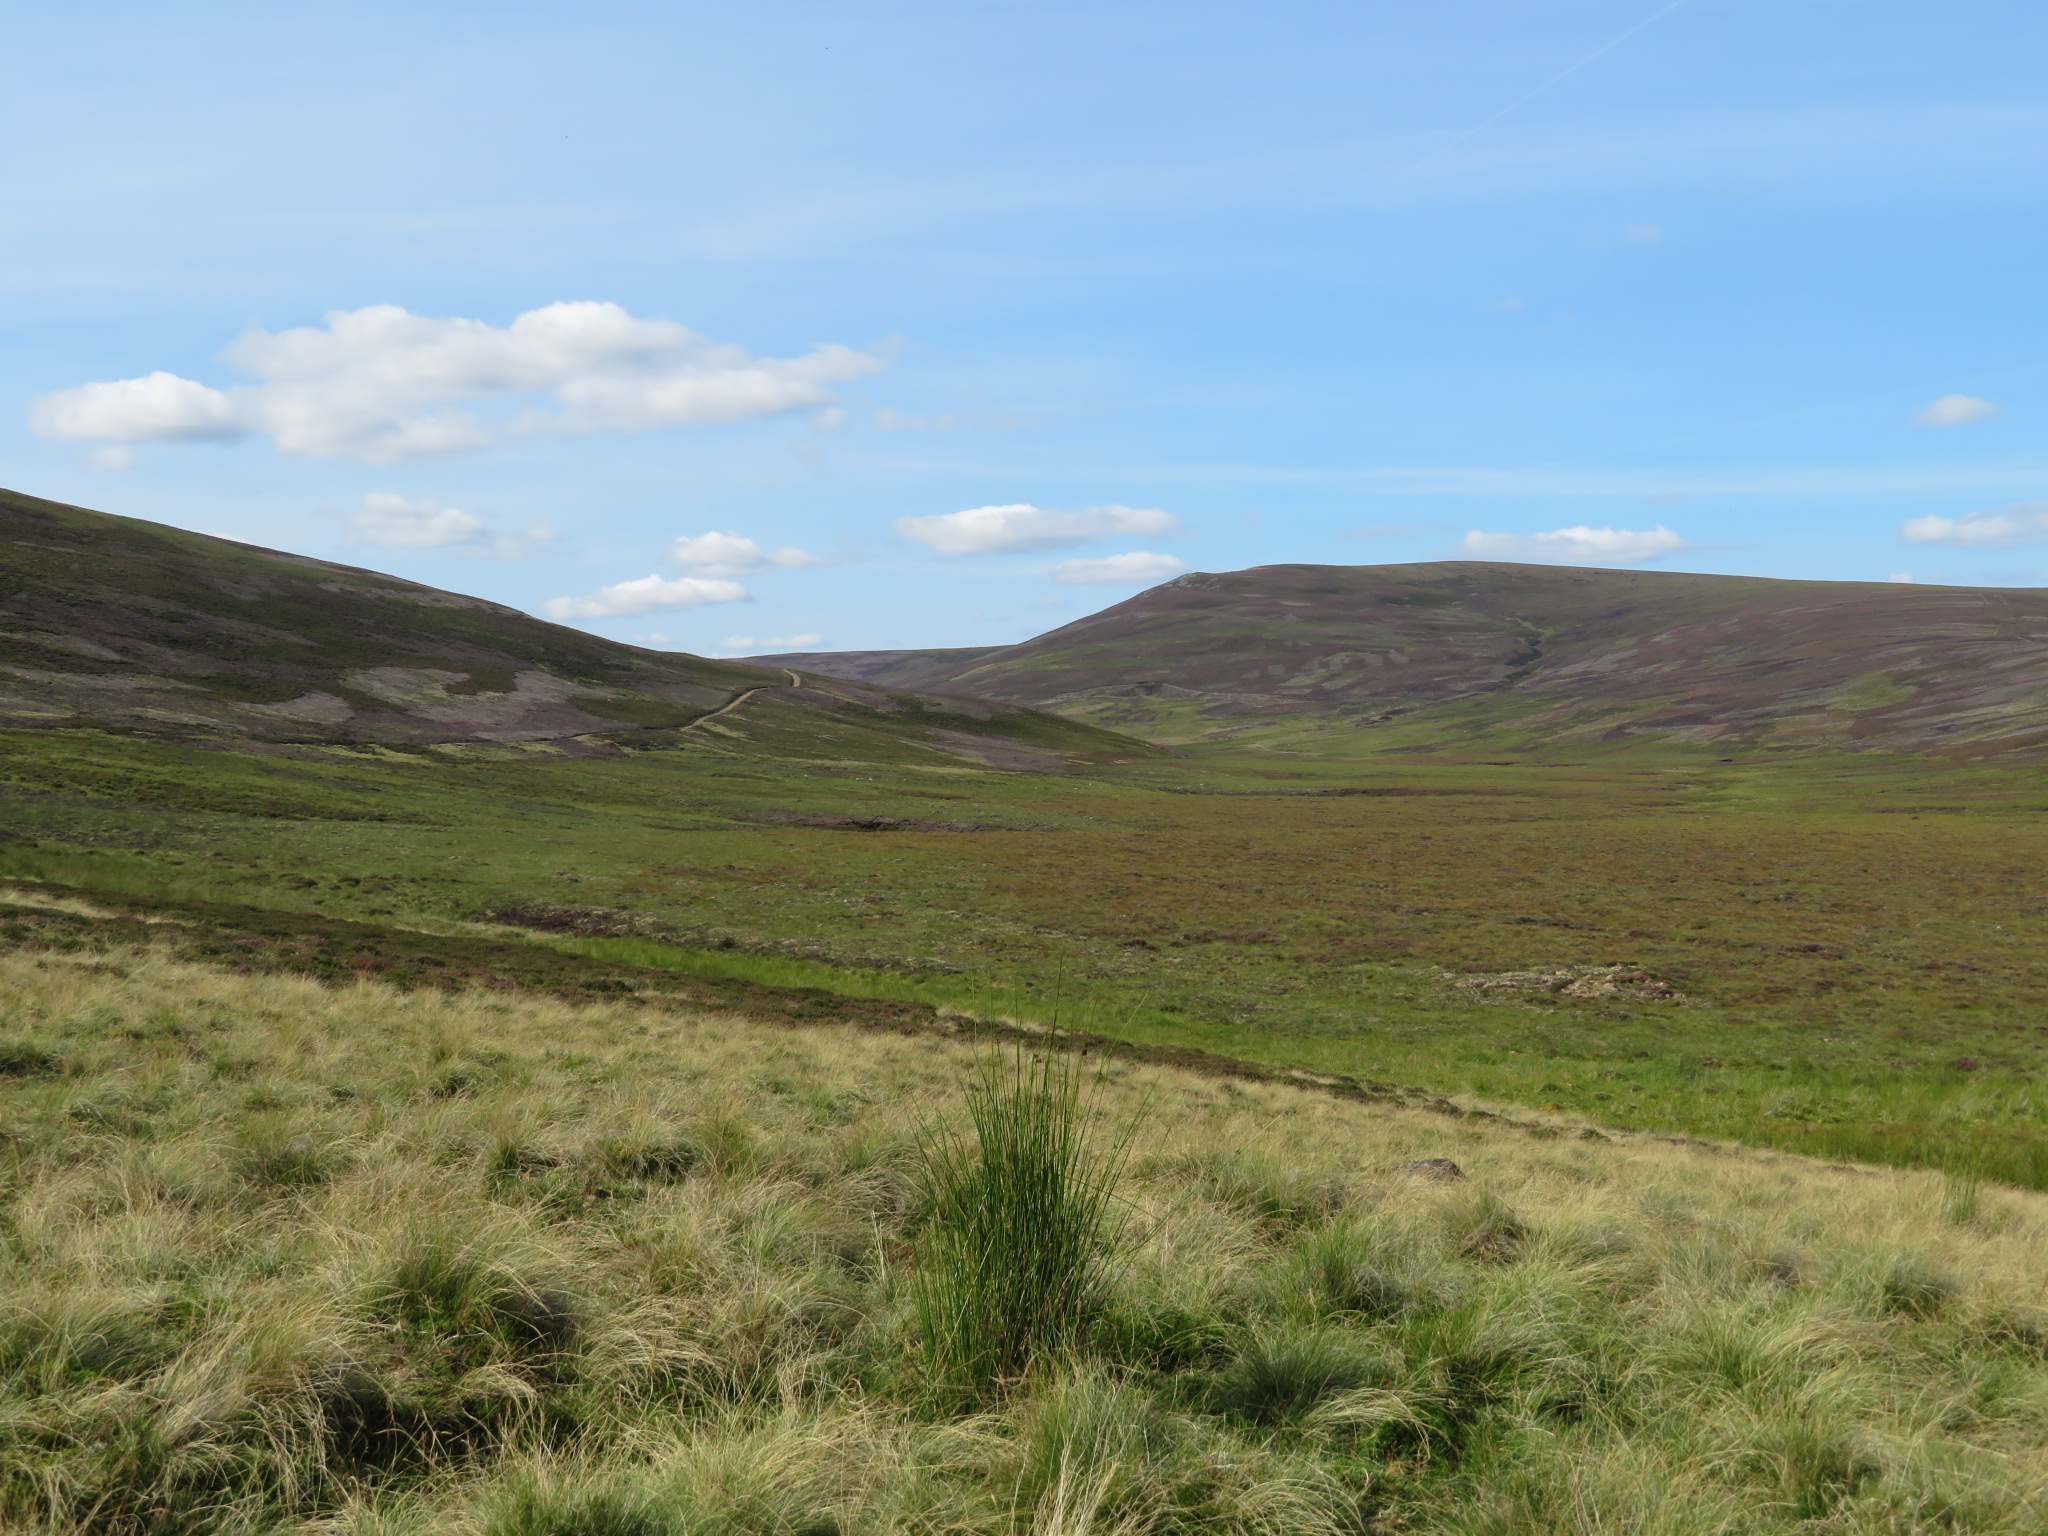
1052;551;1188;585
1900;502;2048;547
1457;524;1690;564
895;502;1179;556
345;493;489;549
1915;394;1999;428
1888;572;1915;583
670;531;825;578
336;492;557;559
543;574;749;621
28;302;885;465
544;525;823;625
32;371;245;443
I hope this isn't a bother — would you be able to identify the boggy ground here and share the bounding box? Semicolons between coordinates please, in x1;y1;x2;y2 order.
2;727;2046;1185
4;945;2048;1535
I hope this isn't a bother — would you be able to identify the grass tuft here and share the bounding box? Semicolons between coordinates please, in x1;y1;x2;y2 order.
1446;1191;1530;1263
1208;1329;1392;1425
369;1234;583;1364
1879;1255;1960;1318
0;1039;63;1076
910;1050;1126;1400
1278;1221;1418;1321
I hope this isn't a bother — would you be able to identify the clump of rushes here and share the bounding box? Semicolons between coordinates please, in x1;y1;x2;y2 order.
911;1050;1127;1402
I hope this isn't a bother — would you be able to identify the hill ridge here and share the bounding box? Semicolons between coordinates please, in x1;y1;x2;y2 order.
754;560;2048;757
0;486;1151;767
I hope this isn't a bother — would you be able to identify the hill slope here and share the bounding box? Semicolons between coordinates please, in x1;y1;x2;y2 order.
758;561;2048;756
0;487;1149;766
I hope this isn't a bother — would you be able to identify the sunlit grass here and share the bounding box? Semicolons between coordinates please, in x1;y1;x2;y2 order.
2;945;2048;1531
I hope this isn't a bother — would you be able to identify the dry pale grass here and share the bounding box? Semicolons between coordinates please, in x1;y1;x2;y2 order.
1;944;2046;1534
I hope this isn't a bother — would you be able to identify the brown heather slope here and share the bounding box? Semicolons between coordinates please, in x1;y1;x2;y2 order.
756;561;2048;756
0;487;1151;767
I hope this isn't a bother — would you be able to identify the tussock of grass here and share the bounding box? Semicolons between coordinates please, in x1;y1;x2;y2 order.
1;945;2047;1532
911;1050;1126;1399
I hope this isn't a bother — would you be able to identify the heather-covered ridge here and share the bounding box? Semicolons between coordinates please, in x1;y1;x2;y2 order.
0;487;1151;768
758;562;2048;757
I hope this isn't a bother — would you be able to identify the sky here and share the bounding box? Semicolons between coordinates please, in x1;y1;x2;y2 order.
5;0;2046;656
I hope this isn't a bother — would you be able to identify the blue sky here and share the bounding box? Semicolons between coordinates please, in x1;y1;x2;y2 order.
6;0;2045;655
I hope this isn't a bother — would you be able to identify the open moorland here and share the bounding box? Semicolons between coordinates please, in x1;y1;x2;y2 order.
3;724;2046;1188
4;490;2047;1185
7;490;2048;1532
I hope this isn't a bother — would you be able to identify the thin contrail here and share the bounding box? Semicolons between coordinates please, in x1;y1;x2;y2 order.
1409;0;1695;173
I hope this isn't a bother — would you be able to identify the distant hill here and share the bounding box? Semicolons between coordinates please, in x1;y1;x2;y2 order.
759;645;1004;688
0;487;1151;768
753;561;2048;757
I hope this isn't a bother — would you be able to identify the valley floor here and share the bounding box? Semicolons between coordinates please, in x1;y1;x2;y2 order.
2;727;2046;1186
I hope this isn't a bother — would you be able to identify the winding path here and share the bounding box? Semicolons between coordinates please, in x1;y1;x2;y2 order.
679;668;803;732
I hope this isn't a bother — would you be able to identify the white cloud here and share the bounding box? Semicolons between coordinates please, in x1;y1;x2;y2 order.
92;446;135;471
1900;502;2048;547
1915;394;1999;428
1888;572;1915;583
32;371;245;443
895;502;1179;556
28;302;885;465
1052;551;1188;585
346;492;488;549
336;492;558;559
720;632;824;653
1456;524;1690;564
543;574;749;620
670;530;825;578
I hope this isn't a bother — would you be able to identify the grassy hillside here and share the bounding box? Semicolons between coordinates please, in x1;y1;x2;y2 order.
0;487;1150;768
777;562;2048;759
3;941;2046;1535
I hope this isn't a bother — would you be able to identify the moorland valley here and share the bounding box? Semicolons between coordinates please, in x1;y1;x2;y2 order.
5;482;2048;1534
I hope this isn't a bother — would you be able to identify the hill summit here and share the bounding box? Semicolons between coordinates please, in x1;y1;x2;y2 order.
760;561;2048;757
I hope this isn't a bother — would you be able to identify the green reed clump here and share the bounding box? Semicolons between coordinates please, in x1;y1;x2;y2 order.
910;1051;1126;1400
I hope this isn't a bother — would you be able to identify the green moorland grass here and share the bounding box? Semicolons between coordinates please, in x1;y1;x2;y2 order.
1;725;2046;1185
5;944;2048;1533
